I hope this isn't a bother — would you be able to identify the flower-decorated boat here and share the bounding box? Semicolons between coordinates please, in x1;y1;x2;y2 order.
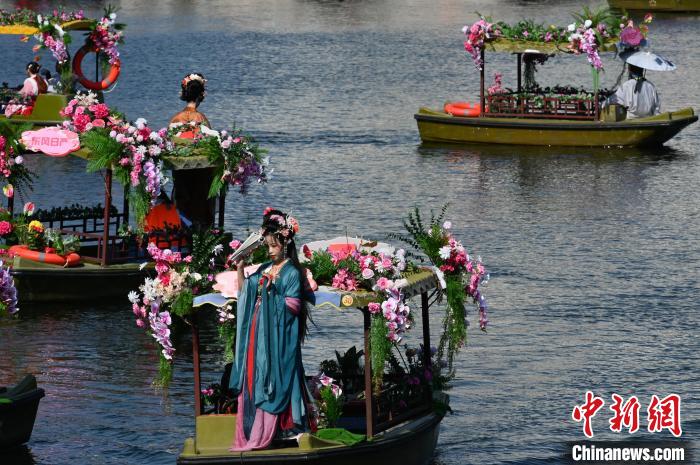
608;0;700;12
415;9;697;147
0;7;124;127
0;92;269;302
126;207;490;465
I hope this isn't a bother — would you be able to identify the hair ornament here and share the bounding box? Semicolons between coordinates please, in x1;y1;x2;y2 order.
181;73;207;87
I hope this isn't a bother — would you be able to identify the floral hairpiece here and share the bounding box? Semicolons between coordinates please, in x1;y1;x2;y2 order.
181;73;206;87
263;207;299;237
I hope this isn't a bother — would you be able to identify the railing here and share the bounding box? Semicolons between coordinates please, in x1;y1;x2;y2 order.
486;92;600;120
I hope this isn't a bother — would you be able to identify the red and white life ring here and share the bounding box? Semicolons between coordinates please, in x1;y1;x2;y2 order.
444;102;481;117
72;44;121;91
9;244;81;267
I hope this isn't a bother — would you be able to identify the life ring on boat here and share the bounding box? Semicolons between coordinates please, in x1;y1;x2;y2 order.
444;102;481;117
9;245;81;267
72;44;121;91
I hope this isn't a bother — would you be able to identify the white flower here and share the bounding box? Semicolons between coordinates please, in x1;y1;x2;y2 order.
139;261;149;270
54;24;65;37
109;13;117;20
136;145;147;155
200;125;221;140
109;130;117;138
127;291;139;303
212;244;224;255
191;272;203;282
220;139;231;149
461;25;469;34
443;221;452;230
584;19;592;28
14;156;23;165
135;118;147;130
37;15;43;24
43;21;49;27
567;23;576;32
262;157;270;166
148;145;161;156
438;245;452;259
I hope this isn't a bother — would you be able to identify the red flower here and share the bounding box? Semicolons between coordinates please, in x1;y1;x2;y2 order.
302;244;312;259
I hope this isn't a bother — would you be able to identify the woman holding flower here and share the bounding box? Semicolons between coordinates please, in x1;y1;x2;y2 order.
228;208;313;451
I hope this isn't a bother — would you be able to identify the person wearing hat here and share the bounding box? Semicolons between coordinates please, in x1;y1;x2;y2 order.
608;64;660;119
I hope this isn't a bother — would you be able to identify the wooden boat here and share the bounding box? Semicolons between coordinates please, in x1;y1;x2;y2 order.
608;0;700;12
7;153;225;302
416;37;698;147
0;375;45;449
177;269;448;465
415;106;697;147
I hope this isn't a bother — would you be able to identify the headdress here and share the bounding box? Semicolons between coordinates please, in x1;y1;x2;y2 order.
263;207;299;238
181;73;206;88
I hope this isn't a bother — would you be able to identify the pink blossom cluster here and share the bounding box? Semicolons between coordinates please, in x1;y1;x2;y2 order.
369;287;411;343
327;247;406;292
61;96;112;133
109;119;169;202
89;16;123;65
567;21;610;71
0;221;12;236
434;221;489;330
220;133;268;194
41;32;68;63
315;373;342;398
462;19;498;70
0;135;23;197
487;72;505;96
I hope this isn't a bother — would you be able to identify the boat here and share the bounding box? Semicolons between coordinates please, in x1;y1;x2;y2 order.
416;14;698;147
0;14;122;128
608;0;700;12
177;268;448;465
0;374;45;449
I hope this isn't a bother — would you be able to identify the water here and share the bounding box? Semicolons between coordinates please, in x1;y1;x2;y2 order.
1;1;699;464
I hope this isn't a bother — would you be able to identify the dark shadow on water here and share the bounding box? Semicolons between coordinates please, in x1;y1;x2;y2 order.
0;445;36;465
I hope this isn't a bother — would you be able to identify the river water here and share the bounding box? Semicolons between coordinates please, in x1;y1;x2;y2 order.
1;0;699;464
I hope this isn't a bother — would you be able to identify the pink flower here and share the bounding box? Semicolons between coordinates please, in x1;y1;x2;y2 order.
620;26;643;47
136;319;145;328
229;239;241;250
376;277;393;291
2;185;13;199
368;302;381;314
92;118;106;128
0;221;12;236
23;202;35;215
361;268;374;280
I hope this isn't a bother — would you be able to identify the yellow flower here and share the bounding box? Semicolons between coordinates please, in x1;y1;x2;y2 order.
28;220;44;233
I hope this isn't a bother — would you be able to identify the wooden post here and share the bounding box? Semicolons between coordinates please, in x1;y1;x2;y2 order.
101;168;113;266
192;315;202;417
479;49;485;117
517;53;522;92
362;308;375;438
421;292;433;406
217;190;226;230
122;186;129;226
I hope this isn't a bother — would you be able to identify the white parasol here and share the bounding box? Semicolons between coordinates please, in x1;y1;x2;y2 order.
622;50;676;71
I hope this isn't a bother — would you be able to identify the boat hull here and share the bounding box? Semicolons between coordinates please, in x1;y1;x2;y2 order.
0;376;45;449
608;0;700;11
177;412;443;465
415;107;698;147
10;257;147;302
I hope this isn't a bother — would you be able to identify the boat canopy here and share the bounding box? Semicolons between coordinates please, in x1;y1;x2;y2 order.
0;19;94;35
484;37;619;54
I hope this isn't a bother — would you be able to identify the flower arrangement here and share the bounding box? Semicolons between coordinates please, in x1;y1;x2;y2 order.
0;260;18;318
313;373;344;428
618;14;653;52
170;125;269;198
0;123;35;199
487;72;506;96
128;231;230;385
462;17;498;70
0;202;80;255
390;206;489;373
64;93;170;228
88;10;124;65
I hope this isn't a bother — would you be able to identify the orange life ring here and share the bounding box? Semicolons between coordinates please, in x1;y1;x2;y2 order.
72;44;121;91
444;102;481;117
9;245;81;267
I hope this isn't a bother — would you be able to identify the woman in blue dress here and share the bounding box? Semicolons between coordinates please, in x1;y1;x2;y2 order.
229;208;311;451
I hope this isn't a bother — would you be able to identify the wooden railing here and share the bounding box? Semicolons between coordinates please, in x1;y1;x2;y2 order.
486;92;600;120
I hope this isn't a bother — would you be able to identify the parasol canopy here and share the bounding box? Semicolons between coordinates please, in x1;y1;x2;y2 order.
622;50;676;71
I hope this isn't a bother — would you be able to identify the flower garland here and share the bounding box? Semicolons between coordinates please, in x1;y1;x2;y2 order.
462;18;498;70
129;231;228;385
390;207;489;373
